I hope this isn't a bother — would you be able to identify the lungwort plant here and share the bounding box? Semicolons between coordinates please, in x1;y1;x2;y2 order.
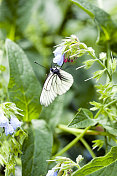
0;0;117;176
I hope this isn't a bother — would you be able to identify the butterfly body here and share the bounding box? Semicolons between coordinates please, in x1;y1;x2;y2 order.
40;67;73;107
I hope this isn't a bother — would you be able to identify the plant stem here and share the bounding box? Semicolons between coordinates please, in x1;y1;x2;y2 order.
58;124;106;136
80;138;96;158
94;108;102;119
53;109;103;159
104;130;108;154
106;42;112;82
52;126;90;159
8;24;16;41
87;50;111;81
105;99;117;108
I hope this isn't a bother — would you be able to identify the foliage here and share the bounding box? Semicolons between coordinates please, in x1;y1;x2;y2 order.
0;0;117;176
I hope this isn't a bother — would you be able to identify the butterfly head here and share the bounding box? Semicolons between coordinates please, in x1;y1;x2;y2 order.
50;67;60;74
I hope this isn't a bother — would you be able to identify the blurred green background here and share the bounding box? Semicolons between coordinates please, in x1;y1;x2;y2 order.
0;0;117;171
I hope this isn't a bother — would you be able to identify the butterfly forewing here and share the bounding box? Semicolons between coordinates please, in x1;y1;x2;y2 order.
40;67;73;107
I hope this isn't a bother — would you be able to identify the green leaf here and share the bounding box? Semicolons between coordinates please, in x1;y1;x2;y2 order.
83;59;96;69
21;120;53;176
101;121;117;137
68;108;96;128
93;69;106;82
90;101;102;111
72;146;117;176
5;39;41;122
88;160;117;176
70;0;117;52
92;139;104;151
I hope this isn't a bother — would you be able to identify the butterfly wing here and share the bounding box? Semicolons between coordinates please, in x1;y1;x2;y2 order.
52;69;73;95
40;68;73;107
40;72;58;107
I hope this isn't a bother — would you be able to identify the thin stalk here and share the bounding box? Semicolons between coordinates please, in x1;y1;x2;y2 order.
80;138;96;158
87;50;111;81
105;130;108;154
53;109;103;159
52;126;90;159
8;24;16;41
106;43;112;82
105;99;117;108
94;108;102;119
58;124;106;136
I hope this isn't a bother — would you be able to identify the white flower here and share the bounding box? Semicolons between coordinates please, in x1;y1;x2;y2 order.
0;112;9;127
10;115;22;130
53;46;64;66
46;169;58;176
5;123;14;136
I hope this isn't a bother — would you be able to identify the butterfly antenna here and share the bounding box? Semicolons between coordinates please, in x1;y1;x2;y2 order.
34;61;46;69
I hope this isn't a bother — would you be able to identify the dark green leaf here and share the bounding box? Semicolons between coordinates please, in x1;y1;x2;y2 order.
72;147;117;176
68;108;96;128
88;160;117;176
70;0;117;52
21;120;53;176
5;39;41;121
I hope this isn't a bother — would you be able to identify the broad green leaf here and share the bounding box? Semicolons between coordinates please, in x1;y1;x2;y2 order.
72;146;117;176
21;120;53;176
68;108;96;128
5;39;41;121
88;160;117;176
70;0;117;52
101;121;117;137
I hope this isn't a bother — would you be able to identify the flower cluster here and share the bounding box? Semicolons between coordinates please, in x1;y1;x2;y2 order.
46;155;83;176
53;45;75;66
53;35;95;67
0;102;22;136
46;169;58;176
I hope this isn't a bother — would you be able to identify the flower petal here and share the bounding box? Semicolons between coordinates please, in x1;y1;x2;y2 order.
53;54;64;66
5;124;14;135
53;46;63;56
0;113;9;127
46;169;58;176
10;115;22;130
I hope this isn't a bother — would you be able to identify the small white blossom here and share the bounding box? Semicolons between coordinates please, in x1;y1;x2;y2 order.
5;123;14;136
53;46;64;66
10;115;22;130
0;112;9;127
46;169;58;176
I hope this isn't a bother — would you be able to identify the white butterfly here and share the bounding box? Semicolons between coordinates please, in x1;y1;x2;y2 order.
40;67;73;107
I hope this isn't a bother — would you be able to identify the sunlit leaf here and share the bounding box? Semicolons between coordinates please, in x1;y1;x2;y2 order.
5;39;41;122
70;0;117;52
72;147;117;176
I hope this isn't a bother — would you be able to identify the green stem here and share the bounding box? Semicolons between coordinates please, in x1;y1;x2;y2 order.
106;43;112;82
87;50;111;81
105;99;117;108
8;24;16;41
104;130;108;154
94;108;102;119
58;124;107;136
107;43;111;71
52;126;90;159
53;109;103;159
80;138;96;158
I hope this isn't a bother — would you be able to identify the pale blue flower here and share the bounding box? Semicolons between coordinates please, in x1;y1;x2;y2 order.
0;112;9;127
46;169;58;176
10;115;22;130
5;123;14;136
53;46;64;66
